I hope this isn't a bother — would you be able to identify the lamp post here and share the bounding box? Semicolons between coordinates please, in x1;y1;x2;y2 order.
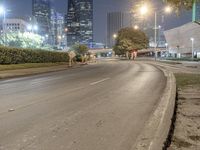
134;25;139;30
190;38;194;60
139;4;172;61
113;33;117;47
27;24;38;33
0;6;6;46
64;28;68;49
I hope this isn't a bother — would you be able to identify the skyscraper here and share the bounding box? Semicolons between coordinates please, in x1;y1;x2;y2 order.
32;0;51;36
193;1;200;22
66;0;93;47
51;8;65;48
107;12;131;48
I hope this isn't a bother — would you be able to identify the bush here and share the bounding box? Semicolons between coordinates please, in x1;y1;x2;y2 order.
75;54;82;62
0;46;69;64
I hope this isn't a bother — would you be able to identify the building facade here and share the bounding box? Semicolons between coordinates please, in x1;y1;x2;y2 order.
51;9;66;48
164;22;200;58
66;0;93;47
193;1;200;22
3;19;28;33
32;0;51;36
107;12;132;48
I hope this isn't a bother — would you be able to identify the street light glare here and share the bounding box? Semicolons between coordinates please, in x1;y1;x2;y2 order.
33;25;38;31
27;25;32;31
113;34;117;39
165;6;172;13
140;5;148;15
134;25;139;30
0;6;5;14
190;37;194;41
64;28;68;32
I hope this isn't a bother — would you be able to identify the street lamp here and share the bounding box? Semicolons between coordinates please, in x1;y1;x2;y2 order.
27;24;38;33
139;4;172;61
113;34;117;39
64;28;68;48
190;38;194;60
64;28;68;32
134;25;139;30
0;6;6;46
33;25;38;32
27;25;32;31
140;4;148;15
113;34;117;47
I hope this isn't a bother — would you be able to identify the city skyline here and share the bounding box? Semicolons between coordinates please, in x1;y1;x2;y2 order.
66;0;93;46
2;0;192;43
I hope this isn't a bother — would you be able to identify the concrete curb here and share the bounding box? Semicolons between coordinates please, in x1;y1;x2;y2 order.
132;64;176;150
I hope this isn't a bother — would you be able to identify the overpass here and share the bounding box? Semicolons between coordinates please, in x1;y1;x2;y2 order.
89;48;113;57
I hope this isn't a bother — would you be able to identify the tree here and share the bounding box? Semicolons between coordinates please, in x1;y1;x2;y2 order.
72;44;89;62
113;27;148;59
0;32;48;49
163;0;200;12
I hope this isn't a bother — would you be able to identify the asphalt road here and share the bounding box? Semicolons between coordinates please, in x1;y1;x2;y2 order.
0;60;166;150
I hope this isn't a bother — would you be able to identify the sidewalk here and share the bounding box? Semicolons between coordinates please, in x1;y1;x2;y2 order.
0;63;83;79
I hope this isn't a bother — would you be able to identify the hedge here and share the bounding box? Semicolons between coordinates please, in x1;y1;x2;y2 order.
0;46;69;64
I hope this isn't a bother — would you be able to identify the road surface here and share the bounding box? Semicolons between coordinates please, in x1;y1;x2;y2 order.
0;60;166;150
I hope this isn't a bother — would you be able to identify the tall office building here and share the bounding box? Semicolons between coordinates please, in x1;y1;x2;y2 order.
51;9;66;48
66;0;93;47
193;1;200;22
107;12;131;48
32;0;51;36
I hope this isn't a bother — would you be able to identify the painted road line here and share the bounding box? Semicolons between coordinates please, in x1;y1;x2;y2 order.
90;78;110;86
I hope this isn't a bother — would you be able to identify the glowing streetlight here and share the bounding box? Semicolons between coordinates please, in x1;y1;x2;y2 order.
134;25;139;30
165;6;172;13
113;34;117;39
64;28;68;32
27;24;38;32
0;6;5;15
58;35;62;40
139;3;173;61
140;4;148;15
27;25;32;31
33;25;38;31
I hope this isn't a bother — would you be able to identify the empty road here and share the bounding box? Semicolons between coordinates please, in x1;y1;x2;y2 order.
0;60;166;150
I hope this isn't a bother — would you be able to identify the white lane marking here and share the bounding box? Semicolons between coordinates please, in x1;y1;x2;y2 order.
90;78;110;86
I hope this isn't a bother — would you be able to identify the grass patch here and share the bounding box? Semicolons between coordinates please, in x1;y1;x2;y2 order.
173;137;192;148
175;73;200;88
0;62;68;71
166;58;200;62
159;61;182;65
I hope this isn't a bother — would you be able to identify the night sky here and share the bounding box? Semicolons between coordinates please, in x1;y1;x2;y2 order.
2;0;192;43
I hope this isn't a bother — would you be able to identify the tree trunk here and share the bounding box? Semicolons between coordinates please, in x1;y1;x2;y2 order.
130;52;134;60
126;51;129;60
81;55;84;63
134;51;138;59
69;57;72;67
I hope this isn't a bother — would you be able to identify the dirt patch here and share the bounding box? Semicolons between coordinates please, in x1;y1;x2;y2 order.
172;137;192;148
168;85;200;150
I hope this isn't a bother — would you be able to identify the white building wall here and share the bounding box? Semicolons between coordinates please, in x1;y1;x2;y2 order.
3;19;28;33
164;22;200;55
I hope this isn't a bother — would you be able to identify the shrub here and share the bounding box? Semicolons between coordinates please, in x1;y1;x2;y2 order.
0;46;69;64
